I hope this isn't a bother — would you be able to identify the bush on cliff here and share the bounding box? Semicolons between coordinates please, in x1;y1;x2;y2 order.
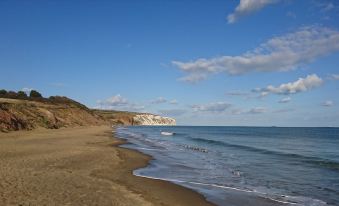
0;89;89;111
0;90;21;99
17;91;28;99
6;91;19;99
0;89;7;96
29;90;43;98
0;89;33;100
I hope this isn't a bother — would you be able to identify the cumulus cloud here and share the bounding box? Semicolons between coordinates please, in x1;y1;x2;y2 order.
254;74;323;96
247;107;267;114
278;97;291;103
231;108;245;115
173;26;339;82
330;74;339;80
169;99;178;104
225;91;250;96
96;94;145;112
322;100;334;107
21;87;33;94
322;2;335;12
151;97;167;104
227;0;280;24
286;11;296;19
97;94;128;106
192;102;232;113
316;1;338;12
231;107;268;114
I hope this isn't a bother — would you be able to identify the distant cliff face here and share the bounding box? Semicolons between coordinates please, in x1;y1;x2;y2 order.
132;114;176;126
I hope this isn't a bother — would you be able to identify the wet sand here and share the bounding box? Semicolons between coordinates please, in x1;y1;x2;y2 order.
0;126;214;206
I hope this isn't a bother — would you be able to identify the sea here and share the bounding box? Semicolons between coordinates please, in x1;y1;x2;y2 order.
116;126;339;206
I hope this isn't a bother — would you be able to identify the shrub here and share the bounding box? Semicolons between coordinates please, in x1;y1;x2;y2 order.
29;90;42;98
6;91;19;98
0;89;7;97
17;91;28;99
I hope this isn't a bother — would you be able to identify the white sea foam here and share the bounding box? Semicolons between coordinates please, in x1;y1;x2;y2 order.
135;147;163;151
133;173;327;206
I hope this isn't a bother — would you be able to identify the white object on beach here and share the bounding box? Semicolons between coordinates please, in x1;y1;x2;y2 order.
161;131;174;136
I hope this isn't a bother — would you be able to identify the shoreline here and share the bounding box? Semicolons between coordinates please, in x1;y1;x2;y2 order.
110;127;216;206
0;126;215;206
115;126;290;206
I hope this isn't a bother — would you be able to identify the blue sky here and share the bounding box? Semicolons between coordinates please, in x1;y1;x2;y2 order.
1;0;339;126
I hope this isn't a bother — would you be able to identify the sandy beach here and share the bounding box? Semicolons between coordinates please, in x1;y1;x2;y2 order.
0;126;214;206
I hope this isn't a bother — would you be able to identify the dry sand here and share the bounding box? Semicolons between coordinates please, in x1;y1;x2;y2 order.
0;126;215;206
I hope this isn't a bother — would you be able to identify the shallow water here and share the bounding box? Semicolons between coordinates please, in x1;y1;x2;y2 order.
116;126;339;206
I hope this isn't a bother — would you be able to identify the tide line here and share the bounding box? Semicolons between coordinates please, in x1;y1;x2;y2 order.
134;173;301;205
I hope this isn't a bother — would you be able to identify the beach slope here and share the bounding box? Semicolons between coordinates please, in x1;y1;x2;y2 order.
0;126;214;206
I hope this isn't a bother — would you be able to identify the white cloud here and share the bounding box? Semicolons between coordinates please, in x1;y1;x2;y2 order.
227;0;279;24
317;1;337;12
225;91;250;96
259;91;270;97
322;100;334;107
254;74;323;96
192;102;232;113
178;73;207;83
322;2;335;11
169;99;178;104
231;107;268;115
96;95;146;112
21;87;33;94
330;74;339;80
173;26;339;82
247;107;267;114
98;94;128;106
286;11;296;18
231;108;245;115
278;97;291;103
151;97;167;104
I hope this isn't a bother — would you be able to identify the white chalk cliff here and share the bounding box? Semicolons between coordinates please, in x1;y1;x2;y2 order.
133;114;176;126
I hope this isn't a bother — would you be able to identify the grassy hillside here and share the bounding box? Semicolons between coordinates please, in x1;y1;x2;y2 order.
0;97;106;132
0;89;165;132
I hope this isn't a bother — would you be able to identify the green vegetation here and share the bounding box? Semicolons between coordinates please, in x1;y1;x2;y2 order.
0;89;41;100
0;89;7;95
29;90;42;98
0;89;88;110
17;91;28;98
6;91;21;99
